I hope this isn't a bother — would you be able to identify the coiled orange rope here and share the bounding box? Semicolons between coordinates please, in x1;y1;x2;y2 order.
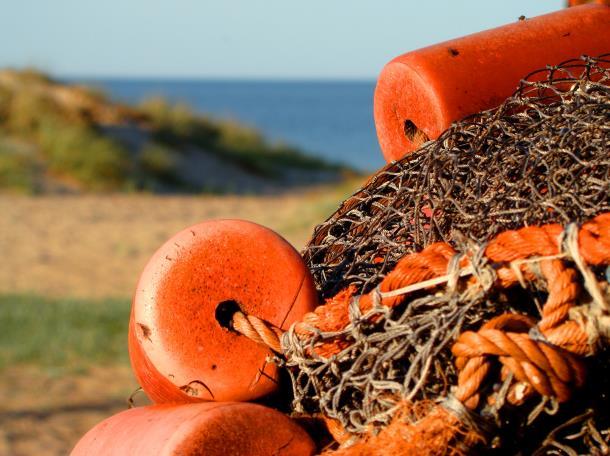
230;212;610;454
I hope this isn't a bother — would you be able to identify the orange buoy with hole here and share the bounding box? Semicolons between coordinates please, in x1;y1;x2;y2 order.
71;402;316;455
374;4;610;162
129;219;318;403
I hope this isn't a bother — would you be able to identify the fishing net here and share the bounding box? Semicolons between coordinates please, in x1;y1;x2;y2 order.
284;54;610;454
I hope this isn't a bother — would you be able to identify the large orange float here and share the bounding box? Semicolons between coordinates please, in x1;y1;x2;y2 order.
71;402;316;455
374;4;610;161
129;219;318;403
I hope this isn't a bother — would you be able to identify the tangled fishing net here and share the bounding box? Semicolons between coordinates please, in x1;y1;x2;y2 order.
279;55;610;454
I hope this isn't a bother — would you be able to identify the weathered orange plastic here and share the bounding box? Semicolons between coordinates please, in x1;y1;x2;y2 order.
374;4;610;162
129;219;318;403
568;0;610;6
71;402;316;456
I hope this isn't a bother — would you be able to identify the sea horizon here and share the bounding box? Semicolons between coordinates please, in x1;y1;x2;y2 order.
64;76;385;172
63;74;377;83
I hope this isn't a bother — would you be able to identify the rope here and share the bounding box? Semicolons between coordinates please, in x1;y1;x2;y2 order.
229;214;610;352
452;314;585;407
227;213;610;454
231;213;610;355
231;311;283;353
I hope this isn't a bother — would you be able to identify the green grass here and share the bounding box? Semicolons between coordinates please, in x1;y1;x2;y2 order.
39;122;131;191
0;294;130;372
0;150;37;193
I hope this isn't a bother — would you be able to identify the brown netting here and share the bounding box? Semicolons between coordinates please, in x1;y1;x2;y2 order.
284;54;610;454
304;55;609;301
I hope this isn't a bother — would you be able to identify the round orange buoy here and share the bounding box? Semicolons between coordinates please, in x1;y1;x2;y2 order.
129;219;318;403
374;4;610;162
71;402;316;455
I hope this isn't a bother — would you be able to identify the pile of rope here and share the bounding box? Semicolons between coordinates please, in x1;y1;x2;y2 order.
231;55;610;454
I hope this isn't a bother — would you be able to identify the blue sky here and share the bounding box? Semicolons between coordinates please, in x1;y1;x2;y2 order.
1;0;563;79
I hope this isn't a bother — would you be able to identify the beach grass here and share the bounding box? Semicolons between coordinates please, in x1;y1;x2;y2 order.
0;294;130;372
139;96;343;178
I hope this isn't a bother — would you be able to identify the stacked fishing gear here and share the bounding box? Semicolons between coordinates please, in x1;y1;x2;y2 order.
287;54;610;455
71;5;609;456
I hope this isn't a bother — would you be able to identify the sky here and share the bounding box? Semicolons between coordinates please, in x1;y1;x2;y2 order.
1;0;564;79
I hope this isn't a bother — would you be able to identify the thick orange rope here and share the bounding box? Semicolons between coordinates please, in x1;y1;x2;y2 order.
231;213;610;455
232;213;610;359
299;243;457;331
324;213;610;455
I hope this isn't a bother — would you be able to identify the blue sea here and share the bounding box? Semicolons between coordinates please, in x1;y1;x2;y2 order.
70;79;384;172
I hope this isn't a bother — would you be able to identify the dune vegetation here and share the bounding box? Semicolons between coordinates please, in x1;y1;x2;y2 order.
0;69;350;194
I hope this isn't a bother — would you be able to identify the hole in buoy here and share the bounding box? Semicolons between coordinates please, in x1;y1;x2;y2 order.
215;300;241;329
403;119;418;141
403;119;430;145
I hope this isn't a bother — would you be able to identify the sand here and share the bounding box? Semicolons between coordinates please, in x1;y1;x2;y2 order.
0;184;357;299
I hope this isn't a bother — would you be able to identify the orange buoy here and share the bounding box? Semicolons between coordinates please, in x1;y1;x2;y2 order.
568;0;610;6
129;219;318;403
71;402;316;455
374;4;610;162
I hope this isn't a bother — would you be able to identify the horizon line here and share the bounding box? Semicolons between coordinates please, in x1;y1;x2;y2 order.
59;74;378;83
0;65;379;83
